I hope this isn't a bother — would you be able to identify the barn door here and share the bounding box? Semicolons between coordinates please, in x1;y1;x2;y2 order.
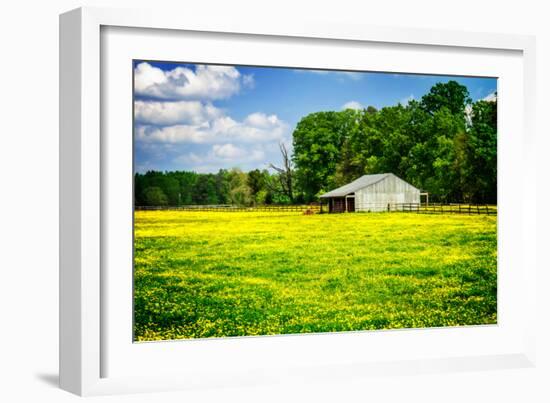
347;197;355;212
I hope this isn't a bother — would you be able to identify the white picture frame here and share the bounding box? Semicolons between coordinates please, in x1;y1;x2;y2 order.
59;6;537;396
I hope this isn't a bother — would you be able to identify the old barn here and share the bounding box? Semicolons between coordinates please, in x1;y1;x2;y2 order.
320;173;421;213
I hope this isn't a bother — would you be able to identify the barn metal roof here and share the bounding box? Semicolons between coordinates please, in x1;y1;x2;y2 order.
319;173;392;198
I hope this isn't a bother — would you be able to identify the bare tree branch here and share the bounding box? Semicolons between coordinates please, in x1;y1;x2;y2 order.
268;142;294;203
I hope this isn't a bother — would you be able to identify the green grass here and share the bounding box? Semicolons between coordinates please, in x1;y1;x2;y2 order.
134;211;497;341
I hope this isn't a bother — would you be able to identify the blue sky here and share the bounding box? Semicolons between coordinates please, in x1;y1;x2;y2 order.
134;60;496;173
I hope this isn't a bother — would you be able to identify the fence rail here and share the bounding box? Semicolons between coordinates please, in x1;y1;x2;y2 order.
389;203;497;215
136;203;496;215
135;204;321;213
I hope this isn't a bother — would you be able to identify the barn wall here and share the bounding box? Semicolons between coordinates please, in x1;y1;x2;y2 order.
355;175;420;212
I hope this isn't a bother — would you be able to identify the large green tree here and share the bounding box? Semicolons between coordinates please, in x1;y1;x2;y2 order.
463;99;498;203
142;186;168;206
293;109;360;201
421;80;472;115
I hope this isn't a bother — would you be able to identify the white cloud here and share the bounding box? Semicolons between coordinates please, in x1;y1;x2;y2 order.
134;62;252;100
249;150;266;161
341;101;364;110
294;69;364;80
174;144;266;172
136;111;288;145
339;72;363;80
134;62;167;92
483;91;497;102
212;143;247;159
212;144;265;161
244;112;282;128
242;74;255;88
399;94;415;105
134;100;222;126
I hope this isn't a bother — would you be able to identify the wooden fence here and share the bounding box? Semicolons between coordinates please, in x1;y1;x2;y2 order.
136;203;496;215
389;203;497;215
135;204;321;213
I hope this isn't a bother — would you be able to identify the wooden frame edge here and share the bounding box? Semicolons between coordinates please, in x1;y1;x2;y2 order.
59;6;537;396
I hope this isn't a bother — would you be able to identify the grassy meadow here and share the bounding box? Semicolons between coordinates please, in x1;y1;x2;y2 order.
134;211;497;341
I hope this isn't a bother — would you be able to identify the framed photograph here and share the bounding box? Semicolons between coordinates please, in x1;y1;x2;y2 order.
60;7;537;396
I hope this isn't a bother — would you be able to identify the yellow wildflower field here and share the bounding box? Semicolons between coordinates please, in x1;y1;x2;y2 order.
134;211;497;341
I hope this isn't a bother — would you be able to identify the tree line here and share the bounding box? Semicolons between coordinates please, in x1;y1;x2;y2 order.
134;167;293;206
135;80;497;206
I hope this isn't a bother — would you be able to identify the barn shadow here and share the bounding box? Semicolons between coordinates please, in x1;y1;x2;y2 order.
35;372;59;388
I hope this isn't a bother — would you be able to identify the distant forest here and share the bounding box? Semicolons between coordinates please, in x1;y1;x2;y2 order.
134;81;497;206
